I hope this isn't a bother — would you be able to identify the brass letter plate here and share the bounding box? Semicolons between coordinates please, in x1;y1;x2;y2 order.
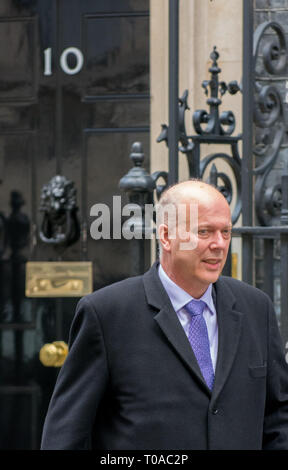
25;262;93;297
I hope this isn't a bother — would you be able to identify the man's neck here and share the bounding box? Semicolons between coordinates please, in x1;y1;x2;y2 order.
159;262;210;299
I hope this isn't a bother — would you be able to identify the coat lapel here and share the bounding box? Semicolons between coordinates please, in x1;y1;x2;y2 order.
143;263;212;393
154;306;207;391
212;277;243;400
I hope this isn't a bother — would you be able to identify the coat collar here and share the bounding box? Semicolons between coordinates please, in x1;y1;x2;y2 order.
143;262;243;398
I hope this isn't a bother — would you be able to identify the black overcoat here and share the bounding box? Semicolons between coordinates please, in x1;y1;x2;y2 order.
41;262;288;450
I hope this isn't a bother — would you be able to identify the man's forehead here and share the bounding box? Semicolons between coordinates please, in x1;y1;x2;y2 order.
177;185;227;204
174;194;230;210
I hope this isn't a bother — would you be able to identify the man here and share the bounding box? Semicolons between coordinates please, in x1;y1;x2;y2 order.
41;180;288;450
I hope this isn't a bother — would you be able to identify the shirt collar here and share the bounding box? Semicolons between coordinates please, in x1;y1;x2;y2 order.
158;263;216;315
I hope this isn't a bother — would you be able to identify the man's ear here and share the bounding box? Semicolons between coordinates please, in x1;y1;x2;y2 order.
158;223;171;253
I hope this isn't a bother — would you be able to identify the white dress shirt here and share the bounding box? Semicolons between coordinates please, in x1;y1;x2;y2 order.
158;264;218;371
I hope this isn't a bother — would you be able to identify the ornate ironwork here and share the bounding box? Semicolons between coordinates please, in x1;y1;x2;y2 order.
119;142;168;274
252;21;288;226
157;46;242;224
192;46;241;137
119;142;168;208
39;175;80;249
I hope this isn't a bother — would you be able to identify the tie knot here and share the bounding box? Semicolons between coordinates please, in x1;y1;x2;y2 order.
185;299;206;316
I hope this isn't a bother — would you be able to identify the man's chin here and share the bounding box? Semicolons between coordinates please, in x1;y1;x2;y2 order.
202;270;222;284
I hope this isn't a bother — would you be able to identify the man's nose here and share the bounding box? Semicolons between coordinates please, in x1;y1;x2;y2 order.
210;231;228;249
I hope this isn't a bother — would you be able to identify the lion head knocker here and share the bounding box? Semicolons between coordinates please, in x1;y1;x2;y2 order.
39;175;80;250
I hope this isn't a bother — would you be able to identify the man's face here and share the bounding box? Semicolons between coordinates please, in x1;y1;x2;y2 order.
162;193;232;297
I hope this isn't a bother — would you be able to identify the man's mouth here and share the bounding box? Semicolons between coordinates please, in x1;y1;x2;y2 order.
202;259;222;268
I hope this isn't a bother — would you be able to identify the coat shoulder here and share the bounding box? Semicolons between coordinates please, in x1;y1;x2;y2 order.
77;274;145;314
219;275;272;304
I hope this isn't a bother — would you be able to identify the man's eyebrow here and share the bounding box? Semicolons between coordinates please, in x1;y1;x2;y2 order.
197;223;232;228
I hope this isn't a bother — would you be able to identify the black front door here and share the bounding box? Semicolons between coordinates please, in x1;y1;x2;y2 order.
0;0;149;449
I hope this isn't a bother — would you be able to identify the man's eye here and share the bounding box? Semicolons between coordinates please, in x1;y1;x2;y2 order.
198;229;208;236
222;229;232;238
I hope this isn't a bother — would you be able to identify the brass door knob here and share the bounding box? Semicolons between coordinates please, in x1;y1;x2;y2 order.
39;341;68;367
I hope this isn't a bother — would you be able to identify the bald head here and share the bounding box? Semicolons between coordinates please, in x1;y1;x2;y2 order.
156;179;231;231
159;179;230;210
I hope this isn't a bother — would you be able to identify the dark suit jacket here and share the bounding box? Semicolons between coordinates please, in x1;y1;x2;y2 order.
41;262;288;450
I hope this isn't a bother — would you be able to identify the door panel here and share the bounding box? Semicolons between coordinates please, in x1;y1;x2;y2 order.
83;13;149;96
0;0;149;449
0;17;38;101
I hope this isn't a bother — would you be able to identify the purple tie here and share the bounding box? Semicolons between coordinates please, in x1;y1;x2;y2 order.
185;299;215;390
